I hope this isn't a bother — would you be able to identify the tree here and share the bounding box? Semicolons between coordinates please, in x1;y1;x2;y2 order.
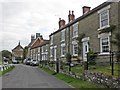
1;50;12;58
1;50;12;61
76;33;85;55
22;46;28;62
65;52;72;72
111;33;120;62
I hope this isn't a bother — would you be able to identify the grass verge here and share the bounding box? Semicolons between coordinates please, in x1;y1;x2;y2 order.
40;66;106;89
0;66;15;77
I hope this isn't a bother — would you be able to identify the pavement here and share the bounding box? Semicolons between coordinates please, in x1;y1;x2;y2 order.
2;64;74;89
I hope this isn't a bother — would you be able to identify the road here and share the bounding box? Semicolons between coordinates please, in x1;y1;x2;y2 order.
2;64;73;88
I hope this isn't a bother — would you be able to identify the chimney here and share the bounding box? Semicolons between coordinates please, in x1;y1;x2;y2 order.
36;33;40;39
58;18;66;29
68;10;75;22
82;6;91;14
58;18;61;28
31;35;35;42
40;35;43;40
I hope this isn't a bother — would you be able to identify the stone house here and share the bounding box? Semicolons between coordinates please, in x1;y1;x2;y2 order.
49;1;120;64
12;42;23;61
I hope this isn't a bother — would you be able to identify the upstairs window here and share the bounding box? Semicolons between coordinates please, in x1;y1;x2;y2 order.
50;35;53;45
73;23;78;38
100;10;109;28
50;47;54;57
61;29;65;42
61;43;65;57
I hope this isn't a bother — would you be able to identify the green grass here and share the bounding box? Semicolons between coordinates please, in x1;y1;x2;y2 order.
40;67;106;89
92;64;119;77
62;63;119;77
0;66;15;77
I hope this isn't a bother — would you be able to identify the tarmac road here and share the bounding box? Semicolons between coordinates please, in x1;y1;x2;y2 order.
2;64;73;88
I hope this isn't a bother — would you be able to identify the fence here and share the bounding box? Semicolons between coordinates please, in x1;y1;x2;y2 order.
86;51;120;77
0;64;13;71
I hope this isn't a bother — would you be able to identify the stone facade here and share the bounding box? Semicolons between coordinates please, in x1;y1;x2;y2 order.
49;2;120;64
12;42;23;60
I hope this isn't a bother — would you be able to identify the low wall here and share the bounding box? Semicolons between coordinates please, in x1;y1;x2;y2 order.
60;70;120;88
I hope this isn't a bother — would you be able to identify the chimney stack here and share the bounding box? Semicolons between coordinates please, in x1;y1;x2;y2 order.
31;35;35;42
40;35;43;40
58;18;66;29
36;33;40;39
68;10;75;22
82;6;91;14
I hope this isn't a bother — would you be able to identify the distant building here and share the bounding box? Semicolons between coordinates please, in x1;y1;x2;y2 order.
12;42;23;61
27;33;49;62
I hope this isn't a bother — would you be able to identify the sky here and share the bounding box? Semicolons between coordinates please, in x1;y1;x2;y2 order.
0;0;113;51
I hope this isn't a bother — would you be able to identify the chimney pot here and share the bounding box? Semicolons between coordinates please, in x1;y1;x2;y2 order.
82;6;91;14
68;10;75;22
72;11;74;15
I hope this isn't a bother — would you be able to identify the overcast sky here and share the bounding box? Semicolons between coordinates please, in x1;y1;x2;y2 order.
0;0;110;51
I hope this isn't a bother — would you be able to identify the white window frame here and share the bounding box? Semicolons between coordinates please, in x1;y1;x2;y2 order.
73;22;78;38
73;44;78;56
61;29;65;42
50;46;54;57
50;35;53;45
98;33;110;55
46;44;48;51
98;5;110;30
61;43;65;57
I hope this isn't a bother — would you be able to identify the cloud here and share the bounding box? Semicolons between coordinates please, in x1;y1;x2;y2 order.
0;0;107;51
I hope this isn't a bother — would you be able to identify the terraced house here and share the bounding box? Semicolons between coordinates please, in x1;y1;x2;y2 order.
49;1;120;64
27;33;49;62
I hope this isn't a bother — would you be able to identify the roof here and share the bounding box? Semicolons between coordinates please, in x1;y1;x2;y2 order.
49;2;111;36
12;43;23;51
28;39;35;47
31;37;49;49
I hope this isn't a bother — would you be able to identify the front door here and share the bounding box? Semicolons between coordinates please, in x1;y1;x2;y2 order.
83;41;89;61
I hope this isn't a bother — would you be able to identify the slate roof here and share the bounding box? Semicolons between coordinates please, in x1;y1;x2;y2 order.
12;42;23;51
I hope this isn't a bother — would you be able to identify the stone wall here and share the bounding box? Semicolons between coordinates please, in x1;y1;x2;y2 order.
60;70;120;88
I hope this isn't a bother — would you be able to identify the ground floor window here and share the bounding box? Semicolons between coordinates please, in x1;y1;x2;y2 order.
100;34;110;54
73;44;78;56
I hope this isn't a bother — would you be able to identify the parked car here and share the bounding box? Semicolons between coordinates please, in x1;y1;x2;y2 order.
30;59;39;66
25;58;31;65
12;59;19;64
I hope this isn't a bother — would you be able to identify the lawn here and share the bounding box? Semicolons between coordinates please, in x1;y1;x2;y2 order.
61;63;119;77
0;65;15;77
92;64;119;77
40;67;106;89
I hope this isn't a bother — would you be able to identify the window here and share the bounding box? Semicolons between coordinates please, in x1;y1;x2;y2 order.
50;47;54;57
61;29;65;42
38;47;40;53
73;23;78;38
46;45;48;51
50;35;53;45
100;37;110;53
73;44;78;56
61;43;65;56
99;10;109;29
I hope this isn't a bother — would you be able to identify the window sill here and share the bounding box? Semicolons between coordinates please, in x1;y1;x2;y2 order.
61;40;65;43
98;25;110;31
98;52;110;56
60;55;65;57
72;36;78;39
72;54;78;57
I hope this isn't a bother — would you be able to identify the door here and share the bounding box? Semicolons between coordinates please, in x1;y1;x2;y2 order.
83;41;89;61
